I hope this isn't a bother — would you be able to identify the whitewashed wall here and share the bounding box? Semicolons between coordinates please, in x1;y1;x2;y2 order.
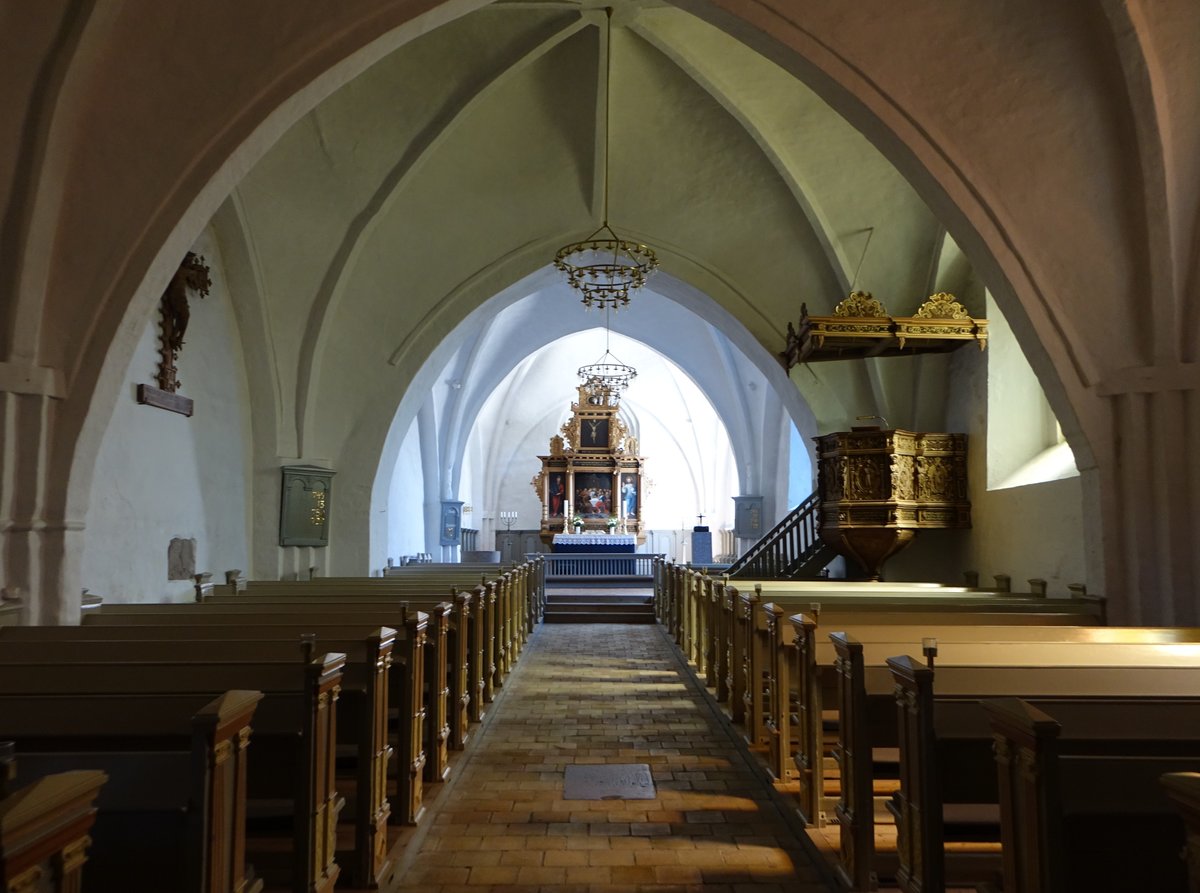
386;423;426;561
886;297;1086;592
81;231;252;602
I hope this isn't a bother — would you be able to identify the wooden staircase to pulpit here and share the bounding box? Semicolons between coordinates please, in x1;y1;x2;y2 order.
728;493;835;579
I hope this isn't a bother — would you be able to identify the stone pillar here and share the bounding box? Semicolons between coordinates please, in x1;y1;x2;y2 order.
0;389;83;625
1096;381;1200;625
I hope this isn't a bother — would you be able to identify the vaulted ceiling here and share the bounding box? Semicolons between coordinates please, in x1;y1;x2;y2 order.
211;0;982;476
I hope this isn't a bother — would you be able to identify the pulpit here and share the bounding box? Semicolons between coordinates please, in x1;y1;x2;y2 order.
816;427;970;578
532;383;646;547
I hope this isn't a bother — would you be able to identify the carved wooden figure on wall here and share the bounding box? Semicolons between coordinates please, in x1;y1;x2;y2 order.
136;251;212;416
158;251;212;392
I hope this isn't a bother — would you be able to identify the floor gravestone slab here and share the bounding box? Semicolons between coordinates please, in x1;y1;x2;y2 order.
563;763;656;800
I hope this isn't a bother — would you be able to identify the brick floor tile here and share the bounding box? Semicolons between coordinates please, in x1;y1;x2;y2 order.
466;865;522;885
500;850;546;866
654;865;704;884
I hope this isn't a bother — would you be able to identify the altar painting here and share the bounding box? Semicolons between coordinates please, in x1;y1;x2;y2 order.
619;473;637;517
574;473;612;517
548;472;566;517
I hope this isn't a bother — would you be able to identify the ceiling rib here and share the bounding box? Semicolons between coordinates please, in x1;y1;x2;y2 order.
294;14;591;453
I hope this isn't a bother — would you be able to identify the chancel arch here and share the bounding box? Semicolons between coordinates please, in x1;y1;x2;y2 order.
371;275;819;568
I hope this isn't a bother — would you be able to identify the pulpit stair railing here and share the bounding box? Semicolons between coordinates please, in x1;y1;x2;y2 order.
727;492;833;579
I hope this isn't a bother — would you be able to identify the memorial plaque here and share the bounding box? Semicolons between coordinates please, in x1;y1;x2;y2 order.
280;465;334;547
563;764;655;800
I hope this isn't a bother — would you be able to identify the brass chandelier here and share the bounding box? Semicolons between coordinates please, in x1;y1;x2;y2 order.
554;7;658;310
578;306;637;393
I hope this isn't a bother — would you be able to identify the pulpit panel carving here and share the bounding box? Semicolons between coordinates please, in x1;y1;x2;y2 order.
814;428;969;578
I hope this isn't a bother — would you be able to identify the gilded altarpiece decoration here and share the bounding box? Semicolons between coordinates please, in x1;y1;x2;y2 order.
815;428;969;578
531;384;646;546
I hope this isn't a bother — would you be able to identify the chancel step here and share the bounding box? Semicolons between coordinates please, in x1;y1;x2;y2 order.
543;586;656;624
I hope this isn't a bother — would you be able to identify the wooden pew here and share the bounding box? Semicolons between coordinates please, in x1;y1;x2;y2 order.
0;632;398;888
876;651;1200;893
729;584;1104;755
666;567;1099;705
2;618;431;833
832;637;1200;888
0;760;107;893
5;692;261;893
986;698;1197;893
232;556;540;654
373;556;543;652
305;565;536;677
0;652;344;893
89;601;453;788
773;613;1200;827
225;569;516;710
215;582;482;740
1161;773;1200;893
657;560;1104;686
382;556;545;624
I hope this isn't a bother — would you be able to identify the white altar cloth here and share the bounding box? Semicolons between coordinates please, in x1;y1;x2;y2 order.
552;533;636;547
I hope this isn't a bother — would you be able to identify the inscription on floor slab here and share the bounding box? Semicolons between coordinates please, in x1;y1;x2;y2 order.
563;763;656;800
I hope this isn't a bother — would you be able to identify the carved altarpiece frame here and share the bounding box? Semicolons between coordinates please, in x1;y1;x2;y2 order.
532;384;646;545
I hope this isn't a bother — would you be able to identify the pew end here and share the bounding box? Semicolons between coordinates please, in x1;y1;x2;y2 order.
0;766;107;893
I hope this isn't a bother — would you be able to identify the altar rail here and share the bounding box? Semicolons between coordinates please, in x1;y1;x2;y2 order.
534;552;663;580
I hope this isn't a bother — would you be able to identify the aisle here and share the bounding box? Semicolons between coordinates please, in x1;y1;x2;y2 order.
390;623;833;892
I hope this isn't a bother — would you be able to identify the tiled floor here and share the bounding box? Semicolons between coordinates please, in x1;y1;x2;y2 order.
389;622;833;893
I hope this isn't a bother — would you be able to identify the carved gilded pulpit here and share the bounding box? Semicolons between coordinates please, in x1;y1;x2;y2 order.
816;428;970;579
532;383;645;546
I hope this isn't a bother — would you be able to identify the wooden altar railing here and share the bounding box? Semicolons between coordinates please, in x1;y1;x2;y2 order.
536;553;663;580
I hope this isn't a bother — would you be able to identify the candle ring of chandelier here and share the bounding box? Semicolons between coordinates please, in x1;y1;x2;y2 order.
554;223;658;310
577;357;637;393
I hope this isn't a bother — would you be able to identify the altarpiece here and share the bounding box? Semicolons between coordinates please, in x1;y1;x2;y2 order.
531;383;645;546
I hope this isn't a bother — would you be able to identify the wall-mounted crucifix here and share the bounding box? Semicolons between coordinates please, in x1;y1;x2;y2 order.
137;251;212;416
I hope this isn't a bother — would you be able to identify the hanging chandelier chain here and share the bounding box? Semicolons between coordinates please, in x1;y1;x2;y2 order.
602;6;612;227
551;6;658;311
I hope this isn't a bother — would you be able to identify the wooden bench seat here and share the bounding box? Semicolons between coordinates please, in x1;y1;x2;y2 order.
0;653;343;893
831;648;1200;892
234;570;533;682
214;585;488;733
6;691;260;893
223;572;522;709
771;613;1200;818
0;630;402;887
317;557;542;635
728;586;1104;752
986;697;1197;893
0;759;107;893
651;560;1101;658
86;602;455;788
2;619;431;837
654;560;1103;682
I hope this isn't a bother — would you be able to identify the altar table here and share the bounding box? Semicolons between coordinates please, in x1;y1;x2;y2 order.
552;533;637;553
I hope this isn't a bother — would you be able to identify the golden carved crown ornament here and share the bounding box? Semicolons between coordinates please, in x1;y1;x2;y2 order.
833;291;888;318
913;292;971;319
